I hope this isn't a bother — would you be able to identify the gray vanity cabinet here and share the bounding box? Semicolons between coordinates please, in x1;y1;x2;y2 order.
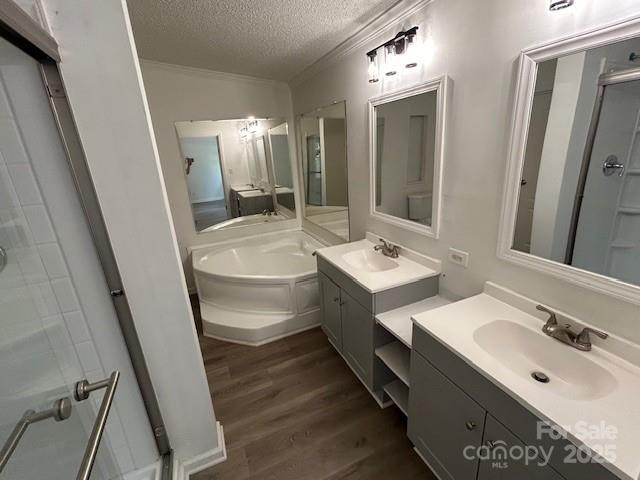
318;272;342;350
340;290;374;386
478;416;564;480
411;325;618;480
408;350;486;480
316;255;438;394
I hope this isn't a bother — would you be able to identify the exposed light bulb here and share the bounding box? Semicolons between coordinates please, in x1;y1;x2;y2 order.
404;32;419;68
367;52;380;83
383;43;397;76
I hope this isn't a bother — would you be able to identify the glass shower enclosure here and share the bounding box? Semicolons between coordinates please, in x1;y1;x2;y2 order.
0;7;169;480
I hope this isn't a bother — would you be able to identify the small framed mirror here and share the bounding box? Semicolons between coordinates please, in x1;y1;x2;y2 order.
299;101;349;241
369;77;449;238
499;18;640;302
175;118;295;233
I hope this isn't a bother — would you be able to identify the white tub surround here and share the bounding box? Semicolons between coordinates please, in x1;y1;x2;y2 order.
315;232;440;293
192;231;324;345
413;282;640;480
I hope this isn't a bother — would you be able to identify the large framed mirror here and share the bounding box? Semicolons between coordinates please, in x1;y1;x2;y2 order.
368;77;449;238
175;118;295;233
499;17;640;303
299;101;349;241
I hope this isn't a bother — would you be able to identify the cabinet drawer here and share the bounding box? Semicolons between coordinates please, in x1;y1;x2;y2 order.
409;350;486;480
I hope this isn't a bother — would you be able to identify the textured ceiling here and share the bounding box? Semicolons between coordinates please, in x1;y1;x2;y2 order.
127;0;400;81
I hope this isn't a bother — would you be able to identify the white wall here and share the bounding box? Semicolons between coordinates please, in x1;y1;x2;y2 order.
179;136;224;203
41;0;220;468
290;0;640;343
140;61;301;289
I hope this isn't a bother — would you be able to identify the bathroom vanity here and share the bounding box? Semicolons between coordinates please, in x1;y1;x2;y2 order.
318;241;636;480
315;234;441;405
409;283;638;480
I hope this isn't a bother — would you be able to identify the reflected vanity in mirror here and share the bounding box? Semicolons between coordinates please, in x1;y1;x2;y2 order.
175;118;295;232
500;23;640;301
369;78;448;237
299;101;350;241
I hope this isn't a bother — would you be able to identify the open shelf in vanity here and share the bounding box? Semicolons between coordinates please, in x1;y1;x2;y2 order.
374;296;452;414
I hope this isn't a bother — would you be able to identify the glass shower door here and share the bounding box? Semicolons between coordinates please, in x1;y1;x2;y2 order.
0;37;119;479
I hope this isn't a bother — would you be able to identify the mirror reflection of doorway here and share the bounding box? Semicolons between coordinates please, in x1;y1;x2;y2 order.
306;135;322;205
180;135;230;230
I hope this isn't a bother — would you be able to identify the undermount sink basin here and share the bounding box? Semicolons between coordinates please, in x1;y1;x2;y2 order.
473;320;618;401
341;249;399;272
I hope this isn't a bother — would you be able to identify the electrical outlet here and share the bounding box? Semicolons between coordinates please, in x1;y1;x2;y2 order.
448;248;469;267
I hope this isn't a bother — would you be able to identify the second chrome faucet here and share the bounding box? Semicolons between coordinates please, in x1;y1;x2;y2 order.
536;305;608;352
374;238;399;258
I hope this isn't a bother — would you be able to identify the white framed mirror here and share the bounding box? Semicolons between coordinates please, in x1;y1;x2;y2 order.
498;17;640;304
368;76;449;238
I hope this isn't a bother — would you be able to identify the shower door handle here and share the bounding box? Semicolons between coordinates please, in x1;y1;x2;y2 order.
602;155;625;177
0;246;6;273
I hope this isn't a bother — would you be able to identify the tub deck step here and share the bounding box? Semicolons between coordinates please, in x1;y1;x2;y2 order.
200;301;320;346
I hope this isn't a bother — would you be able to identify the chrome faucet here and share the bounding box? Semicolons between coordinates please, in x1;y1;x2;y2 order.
536;305;608;352
374;238;399;258
261;209;272;216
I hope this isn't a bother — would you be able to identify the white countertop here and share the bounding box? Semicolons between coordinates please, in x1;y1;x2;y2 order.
412;286;640;480
316;238;440;293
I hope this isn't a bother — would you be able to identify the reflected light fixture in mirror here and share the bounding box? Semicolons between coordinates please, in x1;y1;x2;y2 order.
549;0;574;10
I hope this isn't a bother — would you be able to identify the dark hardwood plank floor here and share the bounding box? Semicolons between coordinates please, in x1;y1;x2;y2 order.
190;297;435;479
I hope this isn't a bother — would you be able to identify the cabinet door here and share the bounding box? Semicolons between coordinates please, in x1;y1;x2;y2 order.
478;415;564;480
319;272;342;350
408;351;486;480
341;291;374;386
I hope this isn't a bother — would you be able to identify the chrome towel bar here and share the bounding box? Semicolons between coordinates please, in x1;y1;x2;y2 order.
76;370;120;480
0;397;72;473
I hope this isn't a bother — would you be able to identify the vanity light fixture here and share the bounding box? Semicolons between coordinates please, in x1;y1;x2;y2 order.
365;26;419;83
248;119;258;134
549;0;574;10
239;124;248;138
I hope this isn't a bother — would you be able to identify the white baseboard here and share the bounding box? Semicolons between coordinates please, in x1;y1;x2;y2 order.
122;460;162;480
173;422;227;479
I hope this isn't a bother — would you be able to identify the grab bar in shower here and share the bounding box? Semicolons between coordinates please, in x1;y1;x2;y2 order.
75;370;120;480
0;397;72;473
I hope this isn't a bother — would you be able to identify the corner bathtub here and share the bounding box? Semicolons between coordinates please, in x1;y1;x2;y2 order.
192;231;324;345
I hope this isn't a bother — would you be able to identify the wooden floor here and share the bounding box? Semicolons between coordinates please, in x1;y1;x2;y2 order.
191;302;434;479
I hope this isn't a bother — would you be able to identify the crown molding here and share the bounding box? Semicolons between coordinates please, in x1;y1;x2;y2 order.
140;59;290;89
289;0;433;87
